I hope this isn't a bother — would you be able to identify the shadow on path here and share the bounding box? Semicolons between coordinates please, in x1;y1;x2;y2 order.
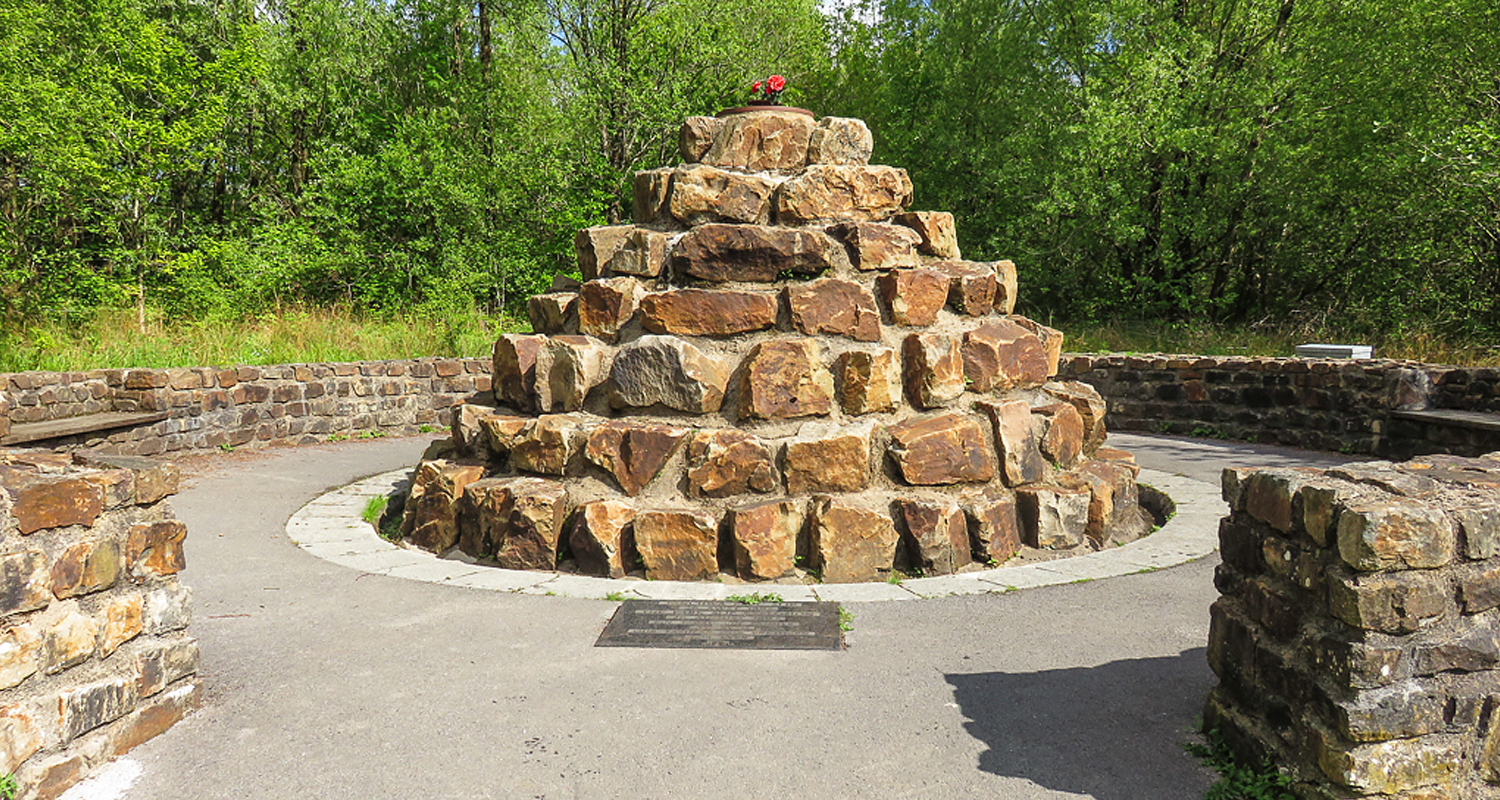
947;649;1214;800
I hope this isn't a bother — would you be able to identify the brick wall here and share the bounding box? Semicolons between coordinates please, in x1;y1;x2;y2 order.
1208;454;1500;799
1060;354;1500;459
1;357;492;455
1;450;198;800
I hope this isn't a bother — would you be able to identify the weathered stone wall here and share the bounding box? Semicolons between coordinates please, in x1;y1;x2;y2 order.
1060;354;1500;459
1;358;491;455
1208;453;1500;799
1;450;198;799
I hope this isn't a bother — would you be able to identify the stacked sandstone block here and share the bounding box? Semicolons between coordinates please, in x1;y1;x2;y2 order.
402;109;1151;583
1;450;198;799
1210;453;1500;798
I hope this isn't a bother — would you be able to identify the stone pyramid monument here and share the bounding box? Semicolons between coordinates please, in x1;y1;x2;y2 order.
400;107;1152;583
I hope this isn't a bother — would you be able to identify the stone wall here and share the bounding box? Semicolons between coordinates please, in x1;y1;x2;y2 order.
1208;453;1500;799
1;450;198;799
1;358;491;455
1060;354;1500;459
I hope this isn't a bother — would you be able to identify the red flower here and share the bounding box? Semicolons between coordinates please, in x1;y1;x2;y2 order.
767;75;786;92
752;81;762;93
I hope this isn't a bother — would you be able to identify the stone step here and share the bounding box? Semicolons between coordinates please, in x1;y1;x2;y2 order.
0;410;170;446
1391;408;1500;433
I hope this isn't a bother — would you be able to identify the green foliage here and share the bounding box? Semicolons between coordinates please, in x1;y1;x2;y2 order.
725;591;784;604
361;494;389;525
0;773;16;800
837;606;854;631
1185;730;1296;800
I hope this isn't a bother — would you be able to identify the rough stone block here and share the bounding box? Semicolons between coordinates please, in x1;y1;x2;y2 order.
810;496;898;583
1034;403;1085;468
836;348;902;415
42;604;98;673
737;340;834;421
72;453;179;505
783;421;874;494
61;676;136;742
584;420;690;496
887;412;995;485
966;494;1022;566
569;500;636;578
575;225;635;280
639;289;778;337
903;332;965;408
527;292;578;335
457;478;510;558
1043;381;1108;453
980;399;1047;487
631;168;673;225
99;594;143;656
993;260;1019;314
49;540;120;599
807;116;873;165
703;109;814;171
125;520;187;580
686;430;777;498
930;260;995;315
1244;469;1307;534
1016;485;1091;549
635;509;719;581
1328;567;1449;634
604;228;670;278
1311;726;1460;795
535;335;611;413
679;115;722;162
0;703;41;774
667;164;779;226
493;478;569;571
775;164;913;224
142;583;192;634
960;320;1048;393
1010;316;1063;377
134;638;199;698
892;211;960;258
786;278;881;342
108;680;200;758
1458;561;1500;614
1297;479;1354;548
1337;496;1456;571
576;277;643;341
671;224;849;283
493;334;545;412
728;500;801;581
1455;503;1500;560
828;222;921;271
896;498;973;575
0;622;41;690
0;472;103;534
608;335;729;414
877;267;949;327
479;414;530;457
1075;460;1147;546
510;414;591;476
402;459;486;552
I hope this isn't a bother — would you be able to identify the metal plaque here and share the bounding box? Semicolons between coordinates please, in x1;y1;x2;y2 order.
595;600;844;650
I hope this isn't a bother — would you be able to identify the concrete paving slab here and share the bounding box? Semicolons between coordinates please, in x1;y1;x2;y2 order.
382;560;489;583
443;568;554;593
811;582;921;602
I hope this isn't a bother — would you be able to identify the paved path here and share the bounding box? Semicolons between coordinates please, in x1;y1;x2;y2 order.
68;433;1357;800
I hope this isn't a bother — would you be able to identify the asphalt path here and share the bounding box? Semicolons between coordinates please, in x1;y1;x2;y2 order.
77;432;1358;800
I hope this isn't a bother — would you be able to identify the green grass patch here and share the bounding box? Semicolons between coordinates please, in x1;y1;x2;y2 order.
361;495;389;525
1059;319;1500;366
837;606;854;631
1185;730;1296;800
725;591;784;604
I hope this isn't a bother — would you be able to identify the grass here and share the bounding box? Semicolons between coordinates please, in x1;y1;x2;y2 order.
837;606;854;631
1059;319;1500;366
0;773;16;800
361;495;389;526
725;591;784;604
1185;730;1296;800
0;306;527;372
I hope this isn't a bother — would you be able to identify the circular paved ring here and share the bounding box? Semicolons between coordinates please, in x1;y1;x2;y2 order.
287;468;1222;602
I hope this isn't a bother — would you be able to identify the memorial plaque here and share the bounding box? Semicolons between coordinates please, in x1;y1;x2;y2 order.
595;600;845;650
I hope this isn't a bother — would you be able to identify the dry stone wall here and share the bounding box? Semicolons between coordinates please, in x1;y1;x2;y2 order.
1062;354;1500;459
1;358;491;455
400;110;1155;584
1209;453;1500;799
1;449;198;800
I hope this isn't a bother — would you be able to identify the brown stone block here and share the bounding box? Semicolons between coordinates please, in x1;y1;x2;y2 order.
671;224;849;283
828;221;921;271
124;369;168;390
635;510;719;581
775;164;913;224
1009;316;1062;377
457;478;509;559
667;164;779;226
479;414;530;457
99;594;144;656
493;478;569;571
897;498;972;575
877;268;949;327
679;115;722;162
979;399;1046;487
569;500;636;578
535;335;612;413
836;348;902;416
993;260;1019;314
402;459;486;553
575;224;635;279
0;703;42;774
608;335;729;414
892;211;960;258
528;292;578;335
73;453;179;505
0;471;103;534
738;340;833;421
1075;460;1142;546
125;521;187;580
584;420;690;496
1034;403;1085;468
966;494;1021;566
109;680;200;757
786;278;881;342
1328;567;1449;634
1458;562;1500;614
1455;503;1500;560
903;332;964;408
930;260;995;315
810;497;899;583
1310;724;1459;795
807;116;873;165
1016;485;1091;549
631;167;673;225
703;109;814;171
686;430;777;498
493;334;545;412
134;638;198;698
603;228;670;278
783;421;874;494
639;289;778;338
42;604;97;673
729;500;801;581
577;277;643;341
960;320;1048;393
887;412;995;485
50;540;120;599
61;675;136;743
1337;496;1455;571
511;414;592;476
1044;381;1108;454
0;622;41;690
